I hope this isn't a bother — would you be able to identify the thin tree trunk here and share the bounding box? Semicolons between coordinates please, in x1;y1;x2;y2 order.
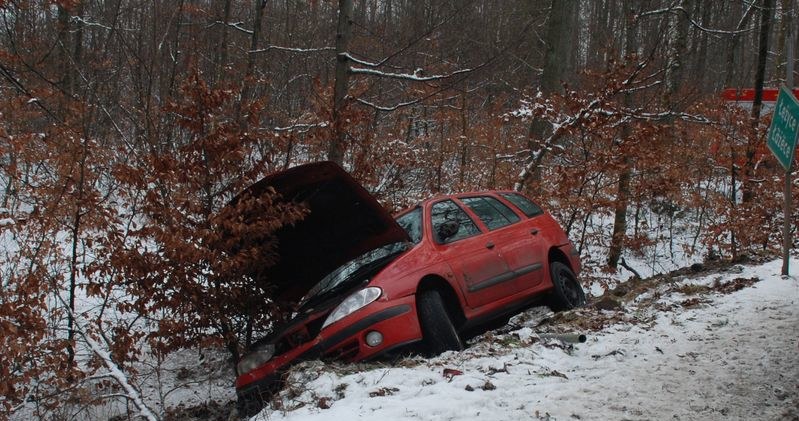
743;0;775;203
608;160;631;268
435;121;444;192
663;0;689;110
69;1;84;96
730;141;739;259
328;0;354;166
523;0;578;190
62;0;86;368
459;96;468;186
695;2;712;91
57;5;71;95
608;4;637;270
215;0;232;86
724;3;756;88
67;140;88;368
240;0;267;113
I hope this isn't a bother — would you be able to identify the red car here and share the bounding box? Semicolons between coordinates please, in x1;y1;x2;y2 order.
234;162;584;415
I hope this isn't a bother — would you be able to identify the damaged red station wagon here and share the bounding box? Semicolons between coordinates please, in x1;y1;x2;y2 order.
235;162;584;415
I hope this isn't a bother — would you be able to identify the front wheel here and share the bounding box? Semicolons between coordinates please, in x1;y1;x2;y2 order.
548;262;586;311
417;289;463;355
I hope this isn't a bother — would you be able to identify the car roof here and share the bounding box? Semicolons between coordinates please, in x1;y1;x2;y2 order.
394;190;522;216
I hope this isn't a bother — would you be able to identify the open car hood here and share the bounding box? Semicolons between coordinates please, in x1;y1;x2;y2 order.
237;162;409;302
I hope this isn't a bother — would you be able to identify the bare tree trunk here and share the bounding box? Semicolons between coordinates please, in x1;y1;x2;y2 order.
240;0;267;112
723;3;756;88
523;0;578;190
663;0;689;109
743;0;775;203
214;0;233;86
328;0;354;166
608;157;632;269
57;5;71;94
775;0;790;84
694;2;712;90
66;168;84;367
435;120;444;193
539;0;577;93
608;4;637;270
729;140;739;259
69;1;84;96
57;1;85;368
459;96;468;186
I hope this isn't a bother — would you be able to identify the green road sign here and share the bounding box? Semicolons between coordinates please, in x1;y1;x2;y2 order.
767;86;799;171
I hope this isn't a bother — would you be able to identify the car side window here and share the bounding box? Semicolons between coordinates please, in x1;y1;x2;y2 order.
460;196;521;230
430;200;481;244
500;193;544;218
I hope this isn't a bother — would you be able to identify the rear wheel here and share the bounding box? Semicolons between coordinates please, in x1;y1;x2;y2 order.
417;289;463;355
548;262;586;311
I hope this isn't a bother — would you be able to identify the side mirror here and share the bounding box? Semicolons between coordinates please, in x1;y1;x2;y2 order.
436;219;460;242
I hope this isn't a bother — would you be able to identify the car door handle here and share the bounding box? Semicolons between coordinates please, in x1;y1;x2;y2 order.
485;242;495;249
530;228;539;235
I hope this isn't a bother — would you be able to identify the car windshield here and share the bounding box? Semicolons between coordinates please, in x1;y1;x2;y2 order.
299;241;408;308
299;211;420;308
396;207;422;244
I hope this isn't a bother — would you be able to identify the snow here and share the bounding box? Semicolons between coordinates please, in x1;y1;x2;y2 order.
339;52;384;68
349;66;474;82
72;312;160;421
250;45;335;54
252;258;799;421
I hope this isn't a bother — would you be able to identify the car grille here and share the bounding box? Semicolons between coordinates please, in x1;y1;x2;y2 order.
324;339;359;361
274;311;329;355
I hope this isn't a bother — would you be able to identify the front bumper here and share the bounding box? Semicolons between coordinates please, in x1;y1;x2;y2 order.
236;371;282;417
235;295;421;412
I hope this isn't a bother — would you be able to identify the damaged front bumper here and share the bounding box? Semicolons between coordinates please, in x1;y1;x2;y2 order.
235;296;421;416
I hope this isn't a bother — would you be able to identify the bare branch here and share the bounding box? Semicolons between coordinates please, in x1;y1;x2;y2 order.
619;80;663;94
249;45;334;54
513;98;602;191
271;122;329;132
349;66;474;82
53;294;161;421
208;20;253;35
353;97;423;112
637;6;754;36
621;110;716;124
339;52;386;68
70;16;113;30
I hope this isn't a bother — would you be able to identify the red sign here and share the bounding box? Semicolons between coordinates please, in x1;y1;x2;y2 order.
722;88;799;102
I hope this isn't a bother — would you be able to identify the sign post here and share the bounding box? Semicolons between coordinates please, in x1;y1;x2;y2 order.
766;86;799;275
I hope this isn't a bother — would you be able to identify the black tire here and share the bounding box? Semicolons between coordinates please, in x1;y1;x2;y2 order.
236;396;261;418
417;289;463;355
548;262;586;312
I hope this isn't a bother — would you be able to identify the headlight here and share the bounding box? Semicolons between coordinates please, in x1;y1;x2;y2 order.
322;287;382;329
237;344;276;374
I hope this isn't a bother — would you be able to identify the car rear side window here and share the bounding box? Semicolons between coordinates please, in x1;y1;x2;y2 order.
500;193;544;218
431;200;480;244
460;196;521;230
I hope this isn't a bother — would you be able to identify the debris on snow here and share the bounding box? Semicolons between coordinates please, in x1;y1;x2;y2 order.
480;380;496;391
251;258;799;421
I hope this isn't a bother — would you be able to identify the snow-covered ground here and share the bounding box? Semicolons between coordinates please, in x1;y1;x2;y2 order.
253;258;799;421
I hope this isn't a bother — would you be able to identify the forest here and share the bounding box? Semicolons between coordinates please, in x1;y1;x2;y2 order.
0;0;797;419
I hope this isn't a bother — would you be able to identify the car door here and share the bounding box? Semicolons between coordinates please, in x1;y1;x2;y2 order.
428;199;511;308
458;195;547;292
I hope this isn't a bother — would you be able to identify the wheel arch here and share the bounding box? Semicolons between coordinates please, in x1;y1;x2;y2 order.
416;275;466;328
548;246;574;273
